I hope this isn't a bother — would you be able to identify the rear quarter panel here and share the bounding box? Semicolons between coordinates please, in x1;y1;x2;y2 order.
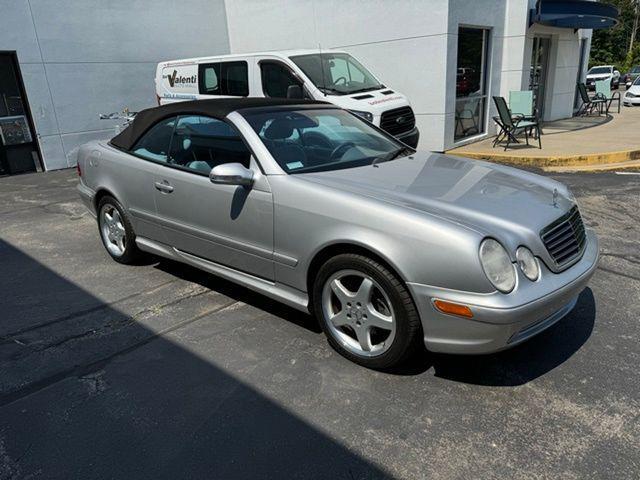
79;141;163;240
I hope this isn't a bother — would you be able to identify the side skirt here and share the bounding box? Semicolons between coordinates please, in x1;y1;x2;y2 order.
135;236;310;314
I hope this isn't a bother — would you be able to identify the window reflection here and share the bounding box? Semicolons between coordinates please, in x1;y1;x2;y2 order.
455;28;489;141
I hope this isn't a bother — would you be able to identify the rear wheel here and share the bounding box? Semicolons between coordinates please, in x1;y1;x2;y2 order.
97;195;141;264
312;254;423;369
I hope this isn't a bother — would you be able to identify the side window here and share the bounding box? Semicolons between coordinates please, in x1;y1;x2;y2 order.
260;62;301;98
199;61;248;96
202;64;220;94
222;62;249;96
168;115;251;174
131;117;176;162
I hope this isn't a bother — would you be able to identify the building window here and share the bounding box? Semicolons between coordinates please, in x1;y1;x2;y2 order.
454;27;489;141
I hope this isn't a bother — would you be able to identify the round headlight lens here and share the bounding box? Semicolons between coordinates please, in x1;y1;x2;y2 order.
516;246;540;281
479;239;516;293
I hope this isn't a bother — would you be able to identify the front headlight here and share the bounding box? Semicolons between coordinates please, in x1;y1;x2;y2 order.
479;239;516;293
516;246;540;281
349;110;374;122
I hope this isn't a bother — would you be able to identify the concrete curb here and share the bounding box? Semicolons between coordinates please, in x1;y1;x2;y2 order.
447;148;640;168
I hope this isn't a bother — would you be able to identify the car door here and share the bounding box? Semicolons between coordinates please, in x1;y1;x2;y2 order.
125;116;177;241
153;114;274;280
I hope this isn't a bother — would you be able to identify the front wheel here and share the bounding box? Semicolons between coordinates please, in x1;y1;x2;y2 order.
312;254;423;369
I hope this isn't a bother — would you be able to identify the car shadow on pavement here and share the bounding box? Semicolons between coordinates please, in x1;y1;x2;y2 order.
154;258;323;334
0;240;389;479
429;288;596;386
154;256;595;387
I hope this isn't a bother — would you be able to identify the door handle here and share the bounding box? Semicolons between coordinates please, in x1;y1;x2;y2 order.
154;181;174;193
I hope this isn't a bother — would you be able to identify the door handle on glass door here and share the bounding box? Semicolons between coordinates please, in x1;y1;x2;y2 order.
154;181;174;193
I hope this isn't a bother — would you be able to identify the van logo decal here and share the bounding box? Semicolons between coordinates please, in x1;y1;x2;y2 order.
164;69;196;88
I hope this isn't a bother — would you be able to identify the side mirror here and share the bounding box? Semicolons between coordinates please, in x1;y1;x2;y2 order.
209;163;254;188
286;84;303;99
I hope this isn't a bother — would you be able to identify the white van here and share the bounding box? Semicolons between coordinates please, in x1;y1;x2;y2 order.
155;49;419;147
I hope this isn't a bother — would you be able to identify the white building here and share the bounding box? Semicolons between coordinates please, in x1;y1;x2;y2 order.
0;0;617;174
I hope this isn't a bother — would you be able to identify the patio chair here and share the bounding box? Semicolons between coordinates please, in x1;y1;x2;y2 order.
576;82;607;116
492;96;541;151
509;90;542;137
595;79;621;114
455;96;480;137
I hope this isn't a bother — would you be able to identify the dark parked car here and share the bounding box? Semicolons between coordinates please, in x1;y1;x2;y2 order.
624;66;640;89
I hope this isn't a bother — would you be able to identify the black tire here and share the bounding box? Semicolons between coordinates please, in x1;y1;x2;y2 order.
312;253;423;370
97;195;141;264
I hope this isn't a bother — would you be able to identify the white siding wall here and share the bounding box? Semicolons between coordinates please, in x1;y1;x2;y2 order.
0;0;231;170
224;0;452;151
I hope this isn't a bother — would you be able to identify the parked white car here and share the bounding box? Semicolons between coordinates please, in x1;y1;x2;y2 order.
624;75;640;106
155;50;419;147
586;65;620;91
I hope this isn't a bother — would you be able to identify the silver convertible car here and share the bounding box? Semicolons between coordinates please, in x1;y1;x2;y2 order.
77;98;599;369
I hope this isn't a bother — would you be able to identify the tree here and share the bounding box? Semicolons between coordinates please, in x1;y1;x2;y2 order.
590;0;640;70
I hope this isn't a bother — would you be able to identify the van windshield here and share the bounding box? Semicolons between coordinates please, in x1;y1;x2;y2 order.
290;53;384;95
588;66;612;75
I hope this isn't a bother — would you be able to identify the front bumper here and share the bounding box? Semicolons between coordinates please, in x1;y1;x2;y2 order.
623;95;640;105
407;229;599;354
395;126;419;148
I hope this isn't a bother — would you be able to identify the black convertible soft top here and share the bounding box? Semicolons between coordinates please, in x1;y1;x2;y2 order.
110;98;330;151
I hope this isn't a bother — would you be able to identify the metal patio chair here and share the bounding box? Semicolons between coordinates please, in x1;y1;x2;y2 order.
595;79;621;114
576;82;607;116
509;90;542;137
492;96;541;150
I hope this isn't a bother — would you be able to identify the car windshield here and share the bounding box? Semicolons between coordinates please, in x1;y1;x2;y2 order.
635;76;640;86
588;67;612;75
289;53;384;95
243;108;412;174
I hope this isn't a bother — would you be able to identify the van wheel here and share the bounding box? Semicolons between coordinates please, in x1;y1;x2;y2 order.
312;254;423;369
97;195;141;264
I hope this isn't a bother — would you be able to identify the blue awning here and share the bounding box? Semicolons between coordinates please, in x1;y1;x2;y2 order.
530;0;619;30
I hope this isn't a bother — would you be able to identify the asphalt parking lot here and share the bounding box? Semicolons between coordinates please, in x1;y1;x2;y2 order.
1;167;639;479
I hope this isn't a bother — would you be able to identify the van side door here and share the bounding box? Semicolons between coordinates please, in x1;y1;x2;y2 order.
198;61;250;98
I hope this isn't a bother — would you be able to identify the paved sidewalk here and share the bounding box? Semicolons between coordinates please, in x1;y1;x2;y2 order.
448;103;640;168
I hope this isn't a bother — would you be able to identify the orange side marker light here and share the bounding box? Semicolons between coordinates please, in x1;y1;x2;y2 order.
433;300;474;318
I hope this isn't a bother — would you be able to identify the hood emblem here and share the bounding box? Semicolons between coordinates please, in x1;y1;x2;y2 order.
396;116;406;124
552;188;559;208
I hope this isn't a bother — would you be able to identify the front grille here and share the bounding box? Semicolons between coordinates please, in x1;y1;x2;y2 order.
380;106;415;136
540;206;586;268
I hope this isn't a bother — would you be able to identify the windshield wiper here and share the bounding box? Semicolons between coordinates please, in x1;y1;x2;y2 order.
371;147;413;168
317;86;345;95
348;86;384;94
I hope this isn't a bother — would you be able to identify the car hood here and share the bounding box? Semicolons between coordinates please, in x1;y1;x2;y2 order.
627;85;640;95
299;152;574;250
323;89;411;116
586;73;612;80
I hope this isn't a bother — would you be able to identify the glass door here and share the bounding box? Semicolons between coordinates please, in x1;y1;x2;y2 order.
529;37;550;121
0;52;38;175
454;28;490;141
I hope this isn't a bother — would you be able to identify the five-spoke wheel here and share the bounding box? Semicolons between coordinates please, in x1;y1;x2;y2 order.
100;204;126;257
322;270;396;356
313;253;423;369
97;195;141;264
